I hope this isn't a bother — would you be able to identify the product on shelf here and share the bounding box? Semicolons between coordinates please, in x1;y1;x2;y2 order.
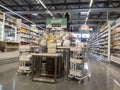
18;23;39;45
111;19;120;64
88;22;111;61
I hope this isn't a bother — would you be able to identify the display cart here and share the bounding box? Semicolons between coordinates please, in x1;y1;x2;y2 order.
17;45;32;76
68;47;90;83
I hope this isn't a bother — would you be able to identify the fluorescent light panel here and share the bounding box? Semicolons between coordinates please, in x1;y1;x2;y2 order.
46;10;54;17
87;9;91;16
36;0;54;18
86;17;88;21
80;12;88;15
39;0;47;9
89;0;94;7
35;0;47;9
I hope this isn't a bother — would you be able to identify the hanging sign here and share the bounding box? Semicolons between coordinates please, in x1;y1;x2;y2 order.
46;18;67;29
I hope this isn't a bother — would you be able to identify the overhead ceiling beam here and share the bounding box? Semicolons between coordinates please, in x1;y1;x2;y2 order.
49;0;57;9
0;0;9;6
5;1;120;7
23;0;31;5
23;19;107;23
6;8;120;15
11;0;26;10
23;0;36;10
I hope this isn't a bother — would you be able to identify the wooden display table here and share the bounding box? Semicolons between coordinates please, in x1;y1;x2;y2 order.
31;53;62;83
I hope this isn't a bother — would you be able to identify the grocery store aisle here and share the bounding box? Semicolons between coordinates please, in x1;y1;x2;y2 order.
0;55;120;90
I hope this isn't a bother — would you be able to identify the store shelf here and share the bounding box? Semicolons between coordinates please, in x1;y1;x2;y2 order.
7;46;19;49
88;22;110;61
111;55;120;64
5;24;16;28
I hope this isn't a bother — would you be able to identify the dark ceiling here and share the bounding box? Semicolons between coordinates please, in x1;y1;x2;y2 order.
0;0;120;30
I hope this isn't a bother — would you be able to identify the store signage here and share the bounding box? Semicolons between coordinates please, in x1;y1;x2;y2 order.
46;18;67;29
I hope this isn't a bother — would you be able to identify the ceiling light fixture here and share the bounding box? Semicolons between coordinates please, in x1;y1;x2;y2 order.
32;13;38;16
87;9;91;16
46;10;54;17
85;17;88;21
39;0;47;9
89;0;94;7
84;21;87;25
80;12;88;15
84;0;94;25
35;0;54;18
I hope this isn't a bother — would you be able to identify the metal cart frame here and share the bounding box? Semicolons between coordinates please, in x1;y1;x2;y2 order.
68;47;90;83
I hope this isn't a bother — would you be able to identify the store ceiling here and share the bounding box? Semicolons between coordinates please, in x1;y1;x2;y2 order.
0;0;120;30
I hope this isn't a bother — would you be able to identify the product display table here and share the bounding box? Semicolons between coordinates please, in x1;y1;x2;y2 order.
31;53;62;83
57;46;70;79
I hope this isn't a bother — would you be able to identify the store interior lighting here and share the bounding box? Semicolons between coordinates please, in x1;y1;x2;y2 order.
87;9;91;16
85;17;88;21
32;13;38;16
89;0;94;7
84;0;94;25
46;10;54;17
35;0;47;9
80;12;88;15
35;0;54;18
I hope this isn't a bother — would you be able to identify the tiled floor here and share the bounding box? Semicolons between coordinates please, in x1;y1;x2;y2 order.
0;55;120;90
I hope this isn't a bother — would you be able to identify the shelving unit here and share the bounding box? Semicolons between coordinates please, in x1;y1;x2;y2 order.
0;41;19;60
0;11;18;42
88;22;111;61
18;23;39;44
0;41;19;52
0;11;20;61
4;14;18;42
111;18;120;64
0;11;5;41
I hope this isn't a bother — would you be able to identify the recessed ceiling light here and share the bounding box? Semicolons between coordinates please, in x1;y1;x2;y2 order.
80;12;88;15
32;13;38;16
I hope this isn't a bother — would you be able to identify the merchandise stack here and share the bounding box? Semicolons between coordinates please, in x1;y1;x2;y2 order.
111;18;120;64
88;22;111;61
18;23;39;44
